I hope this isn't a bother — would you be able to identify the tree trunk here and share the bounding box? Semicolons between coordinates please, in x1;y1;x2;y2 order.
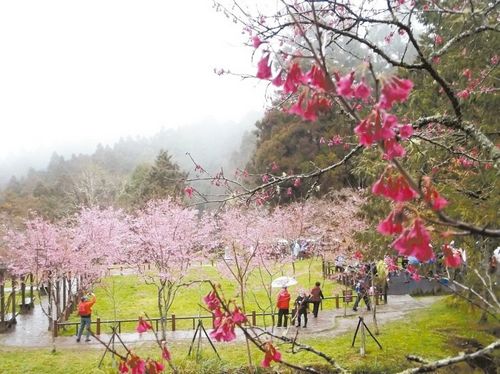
239;280;253;370
158;289;166;340
371;275;379;335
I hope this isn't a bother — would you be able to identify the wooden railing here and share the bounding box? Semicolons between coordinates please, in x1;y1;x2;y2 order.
54;292;386;337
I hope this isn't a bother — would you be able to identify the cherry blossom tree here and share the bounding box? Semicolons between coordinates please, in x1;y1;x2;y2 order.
4;218;79;329
214;205;278;310
70;206;130;271
126;198;211;339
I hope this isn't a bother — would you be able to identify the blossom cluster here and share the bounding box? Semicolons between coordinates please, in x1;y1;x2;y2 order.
118;321;172;373
261;341;282;367
252;36;457;280
203;290;247;342
203;289;282;368
119;354;166;374
135;316;152;333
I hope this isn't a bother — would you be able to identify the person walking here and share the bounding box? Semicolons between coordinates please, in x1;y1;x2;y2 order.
294;291;310;328
310;281;324;318
76;292;96;342
276;287;291;328
352;277;371;312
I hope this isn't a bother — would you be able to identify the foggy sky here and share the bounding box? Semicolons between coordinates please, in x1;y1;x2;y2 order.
0;0;268;161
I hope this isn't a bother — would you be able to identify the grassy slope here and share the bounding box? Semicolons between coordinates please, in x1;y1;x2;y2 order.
1;297;498;373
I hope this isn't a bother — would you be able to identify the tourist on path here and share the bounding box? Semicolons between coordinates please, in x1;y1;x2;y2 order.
352;278;371;312
276;287;291;327
76;293;96;342
294;290;310;328
310;281;324;318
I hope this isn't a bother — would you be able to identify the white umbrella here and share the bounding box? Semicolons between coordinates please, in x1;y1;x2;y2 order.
271;276;298;288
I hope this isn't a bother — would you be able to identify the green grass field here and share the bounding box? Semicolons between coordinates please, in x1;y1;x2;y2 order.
1;297;498;373
60;259;345;334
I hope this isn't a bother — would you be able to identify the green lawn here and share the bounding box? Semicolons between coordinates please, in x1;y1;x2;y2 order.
62;259;345;334
1;297;498;373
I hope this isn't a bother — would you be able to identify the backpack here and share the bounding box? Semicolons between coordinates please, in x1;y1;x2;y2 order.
78;302;88;316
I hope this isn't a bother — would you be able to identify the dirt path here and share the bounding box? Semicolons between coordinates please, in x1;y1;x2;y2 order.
0;295;442;349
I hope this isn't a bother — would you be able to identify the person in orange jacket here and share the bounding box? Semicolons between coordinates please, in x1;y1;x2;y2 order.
76;292;96;342
276;287;291;327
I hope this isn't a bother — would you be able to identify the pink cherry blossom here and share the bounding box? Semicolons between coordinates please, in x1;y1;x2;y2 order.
384;256;399;272
336;71;355;97
288;93;306;117
431;194;448;211
287;187;293;196
262;174;270;183
283;62;304;94
261;342;282;368
422;177;448;211
372;169;419;202
392;219;434;262
294;178;301;187
271;161;279;171
383;137;406;160
434;34;443;45
303;64;329;91
377;210;404;236
288;93;331;122
442;244;462;268
457;89;470;100
130;359;146;374
353;80;371;100
458;156;474;168
328;135;343;147
119;361;129;373
256;54;272;79
210;314;237;342
398;124;414;139
162;346;171;361
203;291;221;311
378;77;413;109
231;306;247;324
271;70;284;86
150;361;164;373
354;250;364;260
136;318;152;333
252;35;262;48
184;186;194;198
354;110;397;146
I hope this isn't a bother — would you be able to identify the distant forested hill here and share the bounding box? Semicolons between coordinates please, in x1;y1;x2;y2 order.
0;114;259;222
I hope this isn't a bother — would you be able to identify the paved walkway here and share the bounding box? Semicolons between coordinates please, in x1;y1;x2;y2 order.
0;295;441;349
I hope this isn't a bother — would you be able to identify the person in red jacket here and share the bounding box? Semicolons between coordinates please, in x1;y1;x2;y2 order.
276;287;291;328
76;293;96;342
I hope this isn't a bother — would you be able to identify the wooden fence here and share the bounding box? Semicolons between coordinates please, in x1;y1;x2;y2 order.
0;274;36;332
54;292;386;337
